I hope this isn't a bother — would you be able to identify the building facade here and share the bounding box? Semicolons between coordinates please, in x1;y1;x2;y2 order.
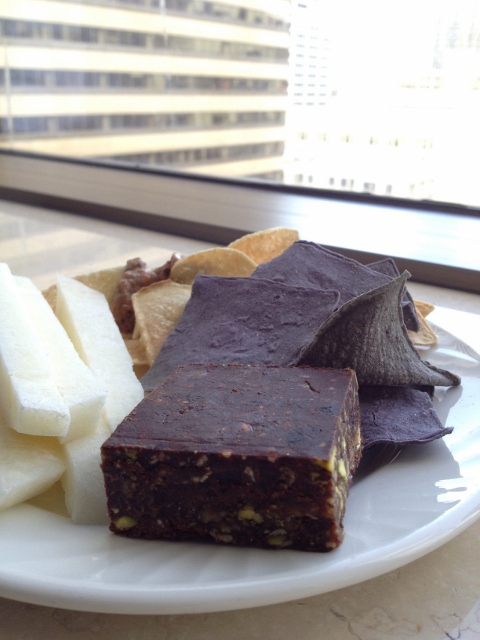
284;0;480;205
0;0;291;180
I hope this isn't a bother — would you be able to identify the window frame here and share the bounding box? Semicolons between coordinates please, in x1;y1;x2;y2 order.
0;149;479;294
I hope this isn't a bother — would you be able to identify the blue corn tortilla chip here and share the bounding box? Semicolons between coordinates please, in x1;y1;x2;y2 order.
141;275;340;392
358;385;453;449
252;241;418;330
251;241;389;302
295;272;461;388
367;257;420;332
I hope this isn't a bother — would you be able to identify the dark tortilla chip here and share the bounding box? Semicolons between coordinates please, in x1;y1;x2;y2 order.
367;257;420;332
359;385;453;449
252;241;417;330
295;272;461;388
141;275;340;392
251;241;390;303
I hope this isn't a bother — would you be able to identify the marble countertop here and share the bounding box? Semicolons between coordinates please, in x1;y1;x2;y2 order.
1;198;480;640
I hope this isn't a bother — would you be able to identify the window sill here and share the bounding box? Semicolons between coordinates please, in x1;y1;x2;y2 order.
0;150;479;293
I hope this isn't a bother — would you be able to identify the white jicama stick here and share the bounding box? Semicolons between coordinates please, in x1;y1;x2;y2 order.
15;276;107;443
0;263;70;437
55;274;144;433
0;414;66;511
61;416;111;524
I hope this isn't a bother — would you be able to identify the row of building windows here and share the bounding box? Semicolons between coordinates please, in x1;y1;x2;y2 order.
248;170;284;182
106;140;284;166
295;174;385;194
59;0;289;31
0;69;287;94
401;76;480;91
294;132;434;148
0;19;289;62
0;110;285;136
293;174;433;199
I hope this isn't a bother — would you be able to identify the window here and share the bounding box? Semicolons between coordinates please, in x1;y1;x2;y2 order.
1;0;480;225
12;116;49;134
10;69;46;87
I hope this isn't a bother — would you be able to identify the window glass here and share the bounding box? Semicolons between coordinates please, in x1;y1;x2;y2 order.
1;0;480;208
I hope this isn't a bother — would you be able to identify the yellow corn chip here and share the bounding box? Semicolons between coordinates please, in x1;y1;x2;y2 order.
170;247;256;285
409;309;438;347
124;337;149;366
414;299;435;318
132;280;192;365
228;227;300;264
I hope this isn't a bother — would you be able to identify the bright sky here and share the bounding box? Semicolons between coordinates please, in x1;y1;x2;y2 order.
294;0;480;87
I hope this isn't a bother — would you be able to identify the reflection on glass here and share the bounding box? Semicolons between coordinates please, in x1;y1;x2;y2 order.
1;0;480;207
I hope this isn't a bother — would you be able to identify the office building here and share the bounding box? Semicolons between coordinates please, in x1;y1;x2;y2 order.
284;0;480;205
0;0;291;180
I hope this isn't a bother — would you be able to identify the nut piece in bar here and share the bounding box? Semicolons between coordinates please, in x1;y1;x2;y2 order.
101;364;362;553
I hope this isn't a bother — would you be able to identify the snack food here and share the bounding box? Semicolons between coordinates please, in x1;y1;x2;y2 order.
227;227;300;264
56;274;145;434
101;364;362;552
366;257;420;331
62;416;111;524
142;268;459;393
0;267;145;517
251;241;419;330
131;279;192;365
170;247;257;285
410;301;438;347
16;275;107;443
359;385;452;449
0;227;459;538
0;263;71;437
296;272;460;388
140;276;340;392
42;265;125;311
112;255;180;335
0;413;66;511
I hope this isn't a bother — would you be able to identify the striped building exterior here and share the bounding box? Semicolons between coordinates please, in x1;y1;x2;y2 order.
0;0;291;180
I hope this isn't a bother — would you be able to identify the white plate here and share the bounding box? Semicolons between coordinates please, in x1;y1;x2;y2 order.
0;307;479;615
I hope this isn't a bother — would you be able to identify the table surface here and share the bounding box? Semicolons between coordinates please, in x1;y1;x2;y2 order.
1;198;480;640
